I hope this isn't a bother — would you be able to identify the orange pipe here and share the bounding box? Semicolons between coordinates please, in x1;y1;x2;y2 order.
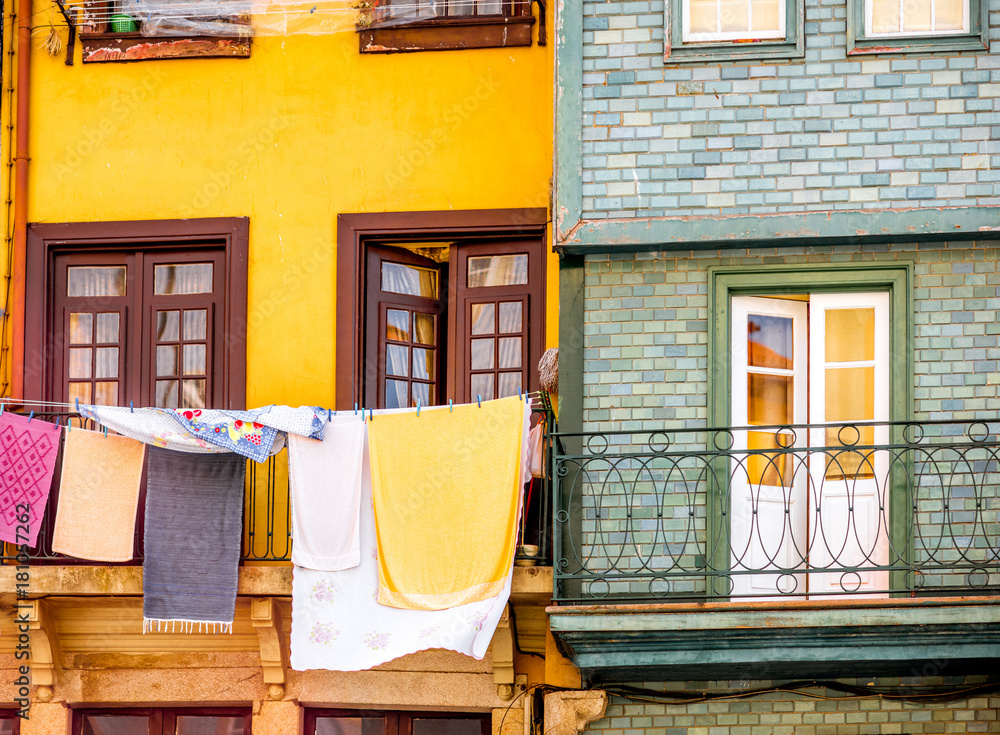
9;0;31;398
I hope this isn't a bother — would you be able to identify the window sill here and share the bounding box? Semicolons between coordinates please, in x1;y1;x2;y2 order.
79;31;252;63
847;33;989;55
358;15;534;53
665;37;803;63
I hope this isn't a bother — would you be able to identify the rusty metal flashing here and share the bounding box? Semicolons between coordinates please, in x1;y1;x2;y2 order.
554;206;1000;255
80;33;251;62
358;15;535;53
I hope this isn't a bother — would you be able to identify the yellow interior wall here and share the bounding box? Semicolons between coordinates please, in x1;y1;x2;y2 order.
10;3;556;408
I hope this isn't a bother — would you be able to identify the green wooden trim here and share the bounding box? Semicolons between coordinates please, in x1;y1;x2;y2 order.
666;0;804;62
557;254;586;601
556;207;1000;254
554;0;583;242
846;0;987;54
707;263;913;597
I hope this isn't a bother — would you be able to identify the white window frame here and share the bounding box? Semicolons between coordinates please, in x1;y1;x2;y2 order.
682;0;786;42
863;0;970;37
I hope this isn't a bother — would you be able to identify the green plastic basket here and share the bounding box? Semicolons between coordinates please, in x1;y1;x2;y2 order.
109;13;138;32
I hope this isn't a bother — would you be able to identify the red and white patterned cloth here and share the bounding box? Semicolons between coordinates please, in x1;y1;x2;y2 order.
0;413;61;546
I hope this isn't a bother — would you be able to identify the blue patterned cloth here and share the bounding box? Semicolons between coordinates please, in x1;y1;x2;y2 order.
163;405;328;463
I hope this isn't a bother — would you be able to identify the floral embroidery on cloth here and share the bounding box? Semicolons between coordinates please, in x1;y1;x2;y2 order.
80;405;229;455
309;623;340;645
163;405;327;463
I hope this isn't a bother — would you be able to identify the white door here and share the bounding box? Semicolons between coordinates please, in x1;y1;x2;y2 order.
730;293;890;599
807;292;890;597
730;296;808;598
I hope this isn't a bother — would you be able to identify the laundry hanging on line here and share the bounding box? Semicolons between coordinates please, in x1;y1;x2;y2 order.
142;447;247;634
51;427;146;562
288;412;367;571
0;411;62;546
367;395;531;610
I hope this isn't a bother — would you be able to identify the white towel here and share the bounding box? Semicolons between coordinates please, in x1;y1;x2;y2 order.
290;433;513;671
288;414;366;571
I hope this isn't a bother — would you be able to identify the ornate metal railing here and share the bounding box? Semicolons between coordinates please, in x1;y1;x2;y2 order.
552;419;1000;603
2;403;553;566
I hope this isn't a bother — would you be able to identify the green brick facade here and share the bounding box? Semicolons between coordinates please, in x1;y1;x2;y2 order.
585;679;1000;735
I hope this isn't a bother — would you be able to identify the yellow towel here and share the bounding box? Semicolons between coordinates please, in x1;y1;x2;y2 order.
368;396;526;610
52;428;147;562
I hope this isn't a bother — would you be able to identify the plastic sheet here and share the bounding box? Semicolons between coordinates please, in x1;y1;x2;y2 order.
64;0;505;37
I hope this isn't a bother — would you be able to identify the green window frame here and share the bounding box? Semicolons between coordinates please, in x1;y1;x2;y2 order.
665;0;804;62
706;262;913;596
846;0;988;54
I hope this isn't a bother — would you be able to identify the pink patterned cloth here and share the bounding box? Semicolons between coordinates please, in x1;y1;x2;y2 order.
0;414;61;546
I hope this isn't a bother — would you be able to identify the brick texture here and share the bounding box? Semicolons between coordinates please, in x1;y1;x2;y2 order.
578;0;1000;218
584;679;1000;735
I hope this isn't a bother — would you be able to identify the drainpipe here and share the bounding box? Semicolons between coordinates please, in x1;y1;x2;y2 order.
9;0;30;398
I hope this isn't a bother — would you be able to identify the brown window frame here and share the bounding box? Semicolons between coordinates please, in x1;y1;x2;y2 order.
0;711;21;735
357;0;538;53
78;2;252;63
72;707;251;735
336;208;547;411
305;709;490;735
25;218;248;412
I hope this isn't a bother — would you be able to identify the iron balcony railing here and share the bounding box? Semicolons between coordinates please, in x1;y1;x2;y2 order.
552;419;1000;603
3;405;552;566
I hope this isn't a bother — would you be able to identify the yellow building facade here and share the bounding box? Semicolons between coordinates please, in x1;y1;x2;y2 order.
0;0;568;731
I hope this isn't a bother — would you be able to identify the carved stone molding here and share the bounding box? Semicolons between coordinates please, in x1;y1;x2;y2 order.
250;597;287;698
543;691;608;735
23;600;61;690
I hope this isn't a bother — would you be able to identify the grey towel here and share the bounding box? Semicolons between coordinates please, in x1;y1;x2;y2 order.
142;447;245;633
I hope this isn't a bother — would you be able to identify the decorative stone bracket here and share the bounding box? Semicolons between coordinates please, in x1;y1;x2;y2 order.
491;606;515;700
23;600;61;700
543;691;607;735
250;597;287;699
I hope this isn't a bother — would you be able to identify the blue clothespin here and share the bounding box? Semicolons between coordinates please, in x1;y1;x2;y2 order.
477;394;482;408
368;407;373;421
449;399;453;412
103;426;108;438
55;417;61;427
354;403;358;416
327;408;332;423
416;400;421;417
0;402;5;417
130;401;134;413
28;411;33;423
75;397;80;413
67;420;72;433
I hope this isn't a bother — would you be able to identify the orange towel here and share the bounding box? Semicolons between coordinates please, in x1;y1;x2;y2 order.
367;396;527;610
52;428;146;562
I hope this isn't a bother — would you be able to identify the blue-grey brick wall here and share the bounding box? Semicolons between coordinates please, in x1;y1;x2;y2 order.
580;0;1000;218
584;680;1000;735
582;243;1000;431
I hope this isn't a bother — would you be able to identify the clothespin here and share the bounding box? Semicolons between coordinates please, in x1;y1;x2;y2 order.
130;400;134;413
416;400;421;417
449;399;453;412
55;417;61;427
368;407;373;422
327;409;332;423
103;425;108;438
75;397;81;413
28;411;33;423
0;402;5;417
477;394;482;408
67;420;72;433
354;403;358;416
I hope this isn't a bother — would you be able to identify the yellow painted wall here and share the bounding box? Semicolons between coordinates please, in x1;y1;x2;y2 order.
6;3;555;407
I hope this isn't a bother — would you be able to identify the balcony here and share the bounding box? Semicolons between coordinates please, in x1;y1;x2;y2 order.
4;405;553;567
548;419;1000;682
